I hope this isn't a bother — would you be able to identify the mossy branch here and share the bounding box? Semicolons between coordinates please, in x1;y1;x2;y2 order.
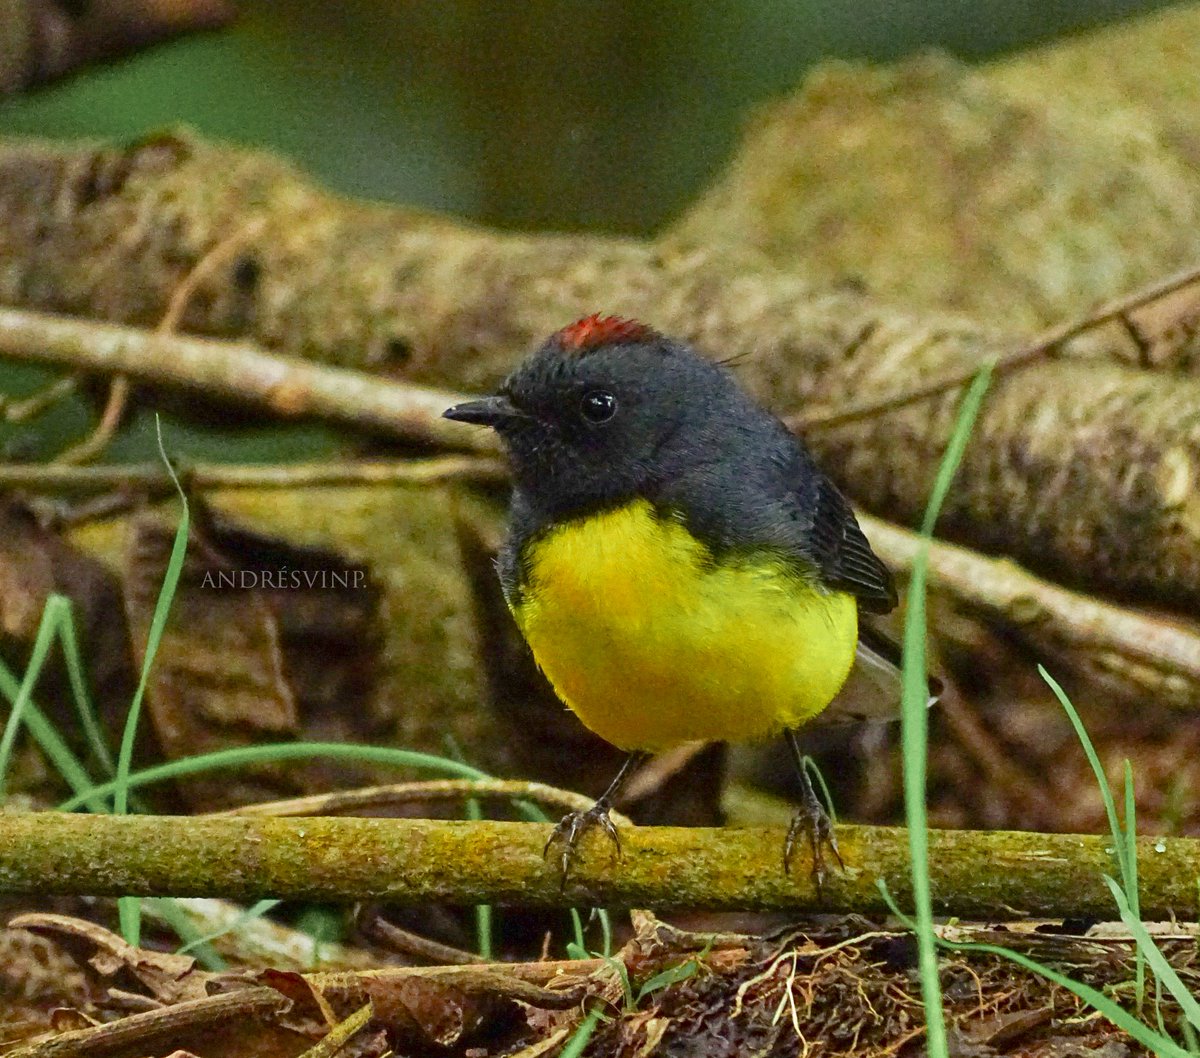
0;813;1196;919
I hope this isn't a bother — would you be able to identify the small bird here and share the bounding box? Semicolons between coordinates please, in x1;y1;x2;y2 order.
444;315;924;886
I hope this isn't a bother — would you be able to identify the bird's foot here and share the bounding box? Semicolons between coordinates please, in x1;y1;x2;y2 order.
544;798;621;886
783;797;844;893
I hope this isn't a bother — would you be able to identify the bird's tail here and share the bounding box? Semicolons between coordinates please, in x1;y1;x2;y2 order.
817;622;942;725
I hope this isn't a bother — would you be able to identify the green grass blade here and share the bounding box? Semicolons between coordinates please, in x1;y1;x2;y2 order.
0;596;70;800
1124;760;1145;1012
54;595;117;777
901;361;994;1058
1183;1019;1200;1056
116;421;189;818
465;796;494;960
173;898;280;958
636;957;700;1004
949;939;1189;1058
60;742;492;810
0;652;108;813
1103;876;1200;1033
803;755;837;825
147;898;227;971
115;421;191;947
1040;666;1129;887
567;908;587;954
916;366;995;537
57;736;610;957
559;1010;602;1058
598;904;613;957
879;881;1187;1058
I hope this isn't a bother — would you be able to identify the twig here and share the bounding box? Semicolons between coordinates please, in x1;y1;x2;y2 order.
357;905;487;965
0;307;495;452
3;987;288;1058
791;263;1200;431
52;220;271;466
56;374;130;465
215;777;623;823
0;456;507;493
1;813;1198;918
296;1001;373;1058
162;218;269;336
0;375;79;423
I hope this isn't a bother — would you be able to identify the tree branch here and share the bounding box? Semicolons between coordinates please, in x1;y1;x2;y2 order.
0;813;1196;919
0;306;495;453
861;513;1200;709
0;455;506;492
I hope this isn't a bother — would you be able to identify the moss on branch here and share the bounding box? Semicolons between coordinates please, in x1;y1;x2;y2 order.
0;813;1196;919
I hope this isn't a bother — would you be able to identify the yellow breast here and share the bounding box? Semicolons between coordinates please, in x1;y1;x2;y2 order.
510;499;858;751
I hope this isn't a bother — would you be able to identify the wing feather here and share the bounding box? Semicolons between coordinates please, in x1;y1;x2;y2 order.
807;476;897;614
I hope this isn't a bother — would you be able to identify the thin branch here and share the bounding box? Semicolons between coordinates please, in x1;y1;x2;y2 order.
215;777;622;823
1;813;1198;919
0;456;507;493
51;219;274;467
792;263;1200;431
860;512;1200;709
1;375;79;423
4;988;288;1058
56;374;130;465
163;218;269;335
0;307;495;453
357;906;487;965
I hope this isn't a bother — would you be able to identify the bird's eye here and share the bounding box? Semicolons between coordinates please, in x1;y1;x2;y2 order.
580;390;617;424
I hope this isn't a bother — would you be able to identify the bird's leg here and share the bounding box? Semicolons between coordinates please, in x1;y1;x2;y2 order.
782;730;844;891
545;751;647;883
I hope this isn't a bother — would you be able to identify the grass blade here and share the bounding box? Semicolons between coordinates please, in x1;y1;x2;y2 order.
1124;760;1145;1012
559;1010;602;1058
465;796;494;959
0;680;103;807
880;882;1188;1058
0;596;70;799
946;939;1189;1058
147;898;228;971
1040;666;1129;885
901;361;994;1058
58;737;609;958
59;742;497;810
173;898;280;959
116;419;190;946
1103;876;1200;1033
55;596;117;777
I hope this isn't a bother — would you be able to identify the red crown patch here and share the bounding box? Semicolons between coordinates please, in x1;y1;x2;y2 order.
555;314;657;351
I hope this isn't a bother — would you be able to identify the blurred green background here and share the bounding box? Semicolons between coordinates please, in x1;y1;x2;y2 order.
0;0;1176;235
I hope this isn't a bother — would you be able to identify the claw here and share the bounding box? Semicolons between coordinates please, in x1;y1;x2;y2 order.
544;799;621;886
783;797;844;894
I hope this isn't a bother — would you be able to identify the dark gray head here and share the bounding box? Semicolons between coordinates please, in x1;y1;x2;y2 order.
443;315;766;521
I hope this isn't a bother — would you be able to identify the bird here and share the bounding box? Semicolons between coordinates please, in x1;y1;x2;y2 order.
444;314;928;887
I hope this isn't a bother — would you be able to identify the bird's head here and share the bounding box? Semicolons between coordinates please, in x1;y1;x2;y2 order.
444;315;742;519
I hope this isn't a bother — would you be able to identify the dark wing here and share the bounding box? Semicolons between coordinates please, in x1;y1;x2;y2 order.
805;474;897;614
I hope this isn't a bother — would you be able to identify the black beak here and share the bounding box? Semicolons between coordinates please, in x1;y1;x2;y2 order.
442;395;524;428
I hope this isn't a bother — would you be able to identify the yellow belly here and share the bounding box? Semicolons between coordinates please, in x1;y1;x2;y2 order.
510;500;858;751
